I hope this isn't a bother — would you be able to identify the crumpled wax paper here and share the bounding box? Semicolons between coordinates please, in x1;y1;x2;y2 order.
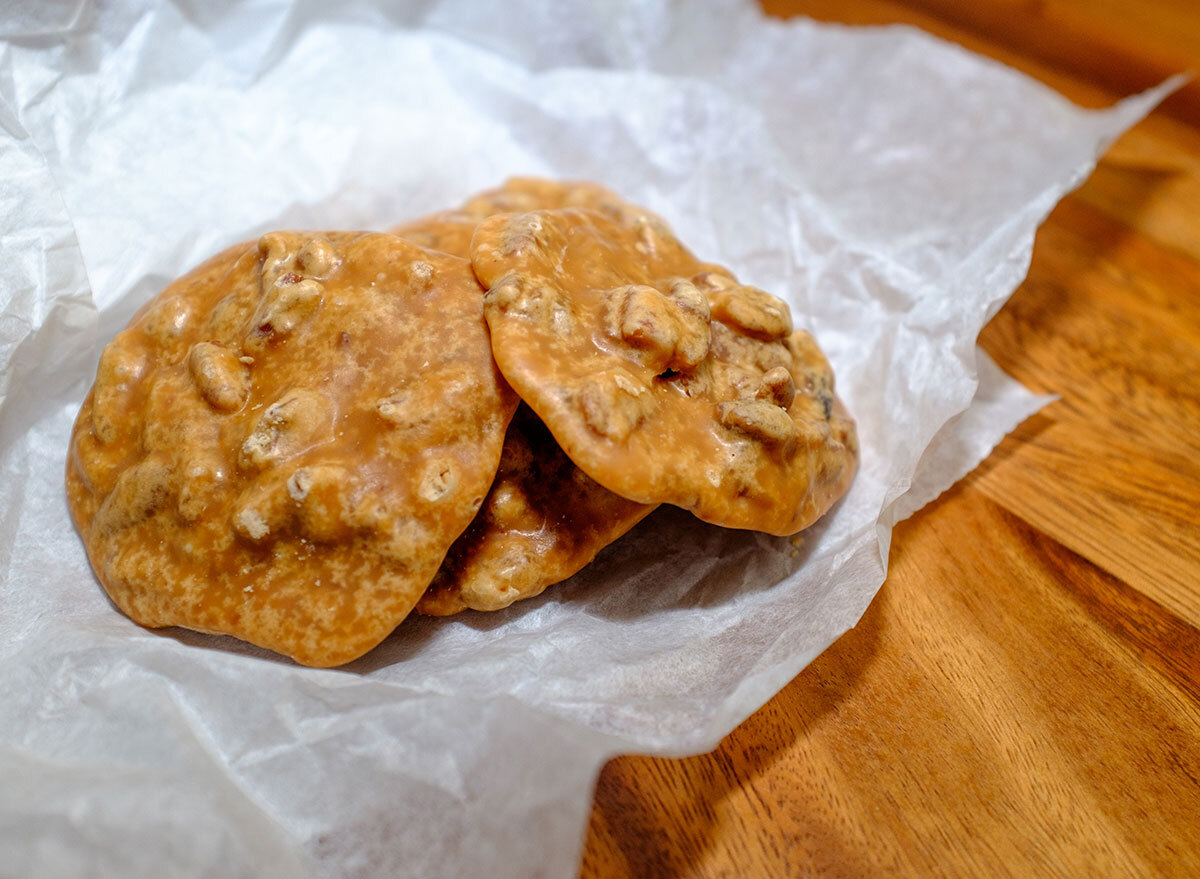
0;0;1175;876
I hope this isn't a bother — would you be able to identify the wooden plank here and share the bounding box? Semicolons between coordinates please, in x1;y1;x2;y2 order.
1079;123;1200;260
582;488;1200;877
980;198;1200;457
972;417;1200;626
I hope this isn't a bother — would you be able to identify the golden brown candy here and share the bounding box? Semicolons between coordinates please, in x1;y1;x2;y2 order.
390;176;663;259
390;211;479;259
393;180;659;615
418;405;655;615
67;231;517;666
472;207;857;536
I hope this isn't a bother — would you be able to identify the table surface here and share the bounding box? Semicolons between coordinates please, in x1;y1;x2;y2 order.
580;1;1200;876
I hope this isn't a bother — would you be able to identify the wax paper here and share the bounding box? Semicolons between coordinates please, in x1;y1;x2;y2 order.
0;1;1175;876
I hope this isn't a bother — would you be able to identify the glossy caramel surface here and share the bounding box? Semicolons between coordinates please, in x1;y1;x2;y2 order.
473;207;857;535
67;231;516;666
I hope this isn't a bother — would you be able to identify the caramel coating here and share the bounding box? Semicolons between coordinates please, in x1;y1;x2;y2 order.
390;211;479;259
459;177;659;222
390;177;661;258
418;406;655;615
472;208;858;536
66;232;517;666
393;180;660;614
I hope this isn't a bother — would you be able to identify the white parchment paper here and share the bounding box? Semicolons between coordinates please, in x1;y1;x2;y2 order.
0;1;1175;876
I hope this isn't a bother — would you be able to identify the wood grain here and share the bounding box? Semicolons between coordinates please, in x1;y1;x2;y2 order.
585;489;1200;877
581;2;1200;875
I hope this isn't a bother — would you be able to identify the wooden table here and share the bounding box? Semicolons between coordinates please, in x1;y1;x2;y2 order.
581;2;1200;875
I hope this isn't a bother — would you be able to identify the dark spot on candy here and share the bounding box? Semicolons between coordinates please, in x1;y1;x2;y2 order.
339;332;351;346
279;272;301;285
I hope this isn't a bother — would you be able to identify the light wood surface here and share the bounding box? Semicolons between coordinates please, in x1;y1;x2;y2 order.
580;2;1200;875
